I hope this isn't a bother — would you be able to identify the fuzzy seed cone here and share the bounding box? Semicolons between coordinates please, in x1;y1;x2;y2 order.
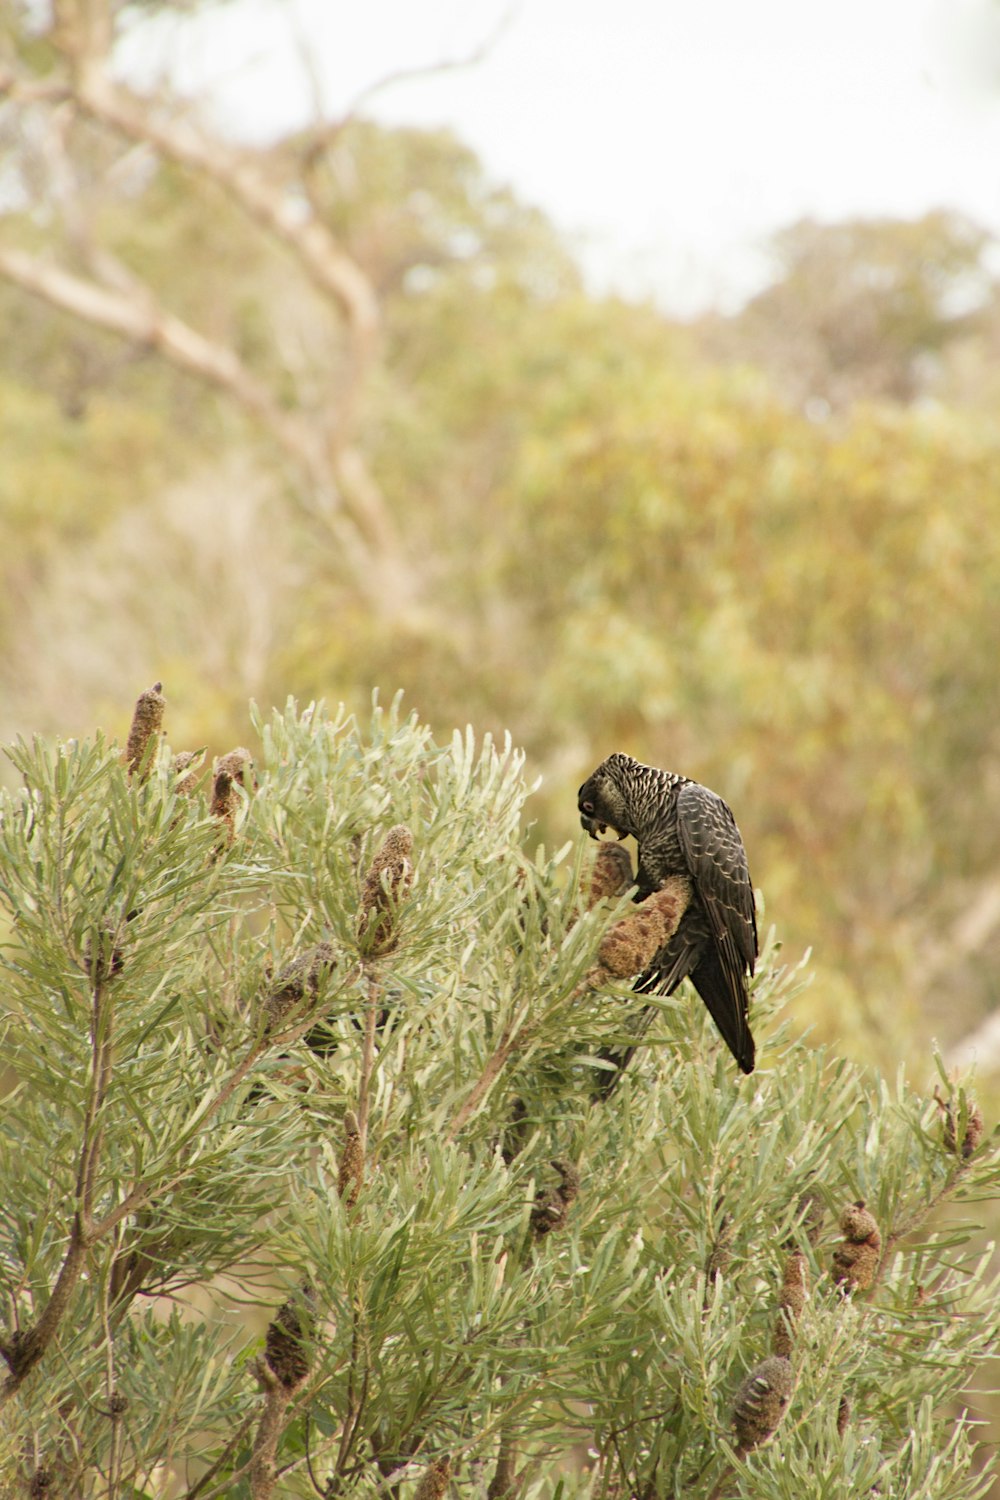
210;747;254;844
732;1355;793;1453
358;824;414;956
412;1456;451;1500
125;681;165;779
264;943;339;1030
832;1201;882;1294
172;750;201;797
264;1281;317;1388
837;1394;851;1436
587;843;634;908
839;1201;880;1243
773;1250;809;1357
531;1159;580;1239
338;1109;364;1207
594;878;691;981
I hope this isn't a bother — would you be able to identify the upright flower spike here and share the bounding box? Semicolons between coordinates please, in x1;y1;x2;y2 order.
357;824;414;957
586;842;634;908
337;1109;364;1208
772;1249;809;1357
732;1355;793;1454
530;1158;580;1240
125;681;165;779
831;1201;882;1295
412;1455;451;1500
264;1280;317;1389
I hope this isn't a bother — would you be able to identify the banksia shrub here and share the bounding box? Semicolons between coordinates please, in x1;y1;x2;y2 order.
2;695;1000;1500
124;681;165;778
731;1355;793;1454
831;1201;882;1295
357;823;414;956
211;746;255;843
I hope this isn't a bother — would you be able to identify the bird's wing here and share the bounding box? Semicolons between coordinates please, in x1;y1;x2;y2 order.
675;781;758;973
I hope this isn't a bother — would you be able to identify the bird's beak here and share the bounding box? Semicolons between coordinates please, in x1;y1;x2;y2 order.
579;814;627;841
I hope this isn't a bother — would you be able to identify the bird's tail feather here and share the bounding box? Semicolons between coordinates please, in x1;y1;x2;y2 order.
690;946;755;1074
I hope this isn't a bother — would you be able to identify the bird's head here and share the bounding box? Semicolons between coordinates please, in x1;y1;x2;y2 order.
577;753;638;841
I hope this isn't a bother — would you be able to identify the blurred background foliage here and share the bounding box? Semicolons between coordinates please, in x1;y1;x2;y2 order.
2;82;1000;1085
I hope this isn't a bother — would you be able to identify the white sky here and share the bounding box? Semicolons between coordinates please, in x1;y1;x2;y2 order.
119;0;1000;313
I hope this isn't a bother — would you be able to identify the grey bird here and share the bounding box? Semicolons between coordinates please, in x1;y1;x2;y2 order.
578;752;757;1075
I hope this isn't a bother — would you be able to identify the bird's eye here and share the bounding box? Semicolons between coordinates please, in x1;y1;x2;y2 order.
581;800;595;814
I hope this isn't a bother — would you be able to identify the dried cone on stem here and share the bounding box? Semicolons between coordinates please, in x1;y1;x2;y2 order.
530;1158;580;1240
172;750;201;797
263;943;339;1032
412;1456;451;1500
338;1109;364;1208
732;1355;793;1454
125;681;165;779
772;1249;809;1357
587;876;692;986
211;747;255;844
943;1098;985;1160
705;1214;735;1285
586;843;634;908
264;1280;317;1389
358;824;414;957
831;1201;882;1295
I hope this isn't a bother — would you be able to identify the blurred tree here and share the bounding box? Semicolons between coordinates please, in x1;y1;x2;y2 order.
698;213;999;412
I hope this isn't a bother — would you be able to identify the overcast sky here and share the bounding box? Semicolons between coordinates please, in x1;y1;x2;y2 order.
120;0;1000;313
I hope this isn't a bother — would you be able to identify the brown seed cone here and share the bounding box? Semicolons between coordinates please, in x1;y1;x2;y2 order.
210;747;255;844
264;1281;317;1388
338;1109;364;1208
358;824;414;956
832;1201;882;1295
944;1100;985;1160
125;681;165;779
172;750;201;797
412;1456;451;1500
732;1355;793;1453
586;843;634;908
264;943;339;1030
705;1215;735;1284
530;1159;580;1239
773;1249;809;1356
836;1394;851;1436
592;877;692;981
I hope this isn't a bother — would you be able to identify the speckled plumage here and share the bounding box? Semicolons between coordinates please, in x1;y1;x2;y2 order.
578;752;758;1074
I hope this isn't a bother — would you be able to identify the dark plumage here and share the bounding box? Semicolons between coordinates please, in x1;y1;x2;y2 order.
577;752;758;1074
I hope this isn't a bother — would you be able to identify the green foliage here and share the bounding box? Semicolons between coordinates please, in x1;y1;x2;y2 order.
1;700;998;1498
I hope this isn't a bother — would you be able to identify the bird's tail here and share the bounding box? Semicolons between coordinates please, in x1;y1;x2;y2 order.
690;945;755;1074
